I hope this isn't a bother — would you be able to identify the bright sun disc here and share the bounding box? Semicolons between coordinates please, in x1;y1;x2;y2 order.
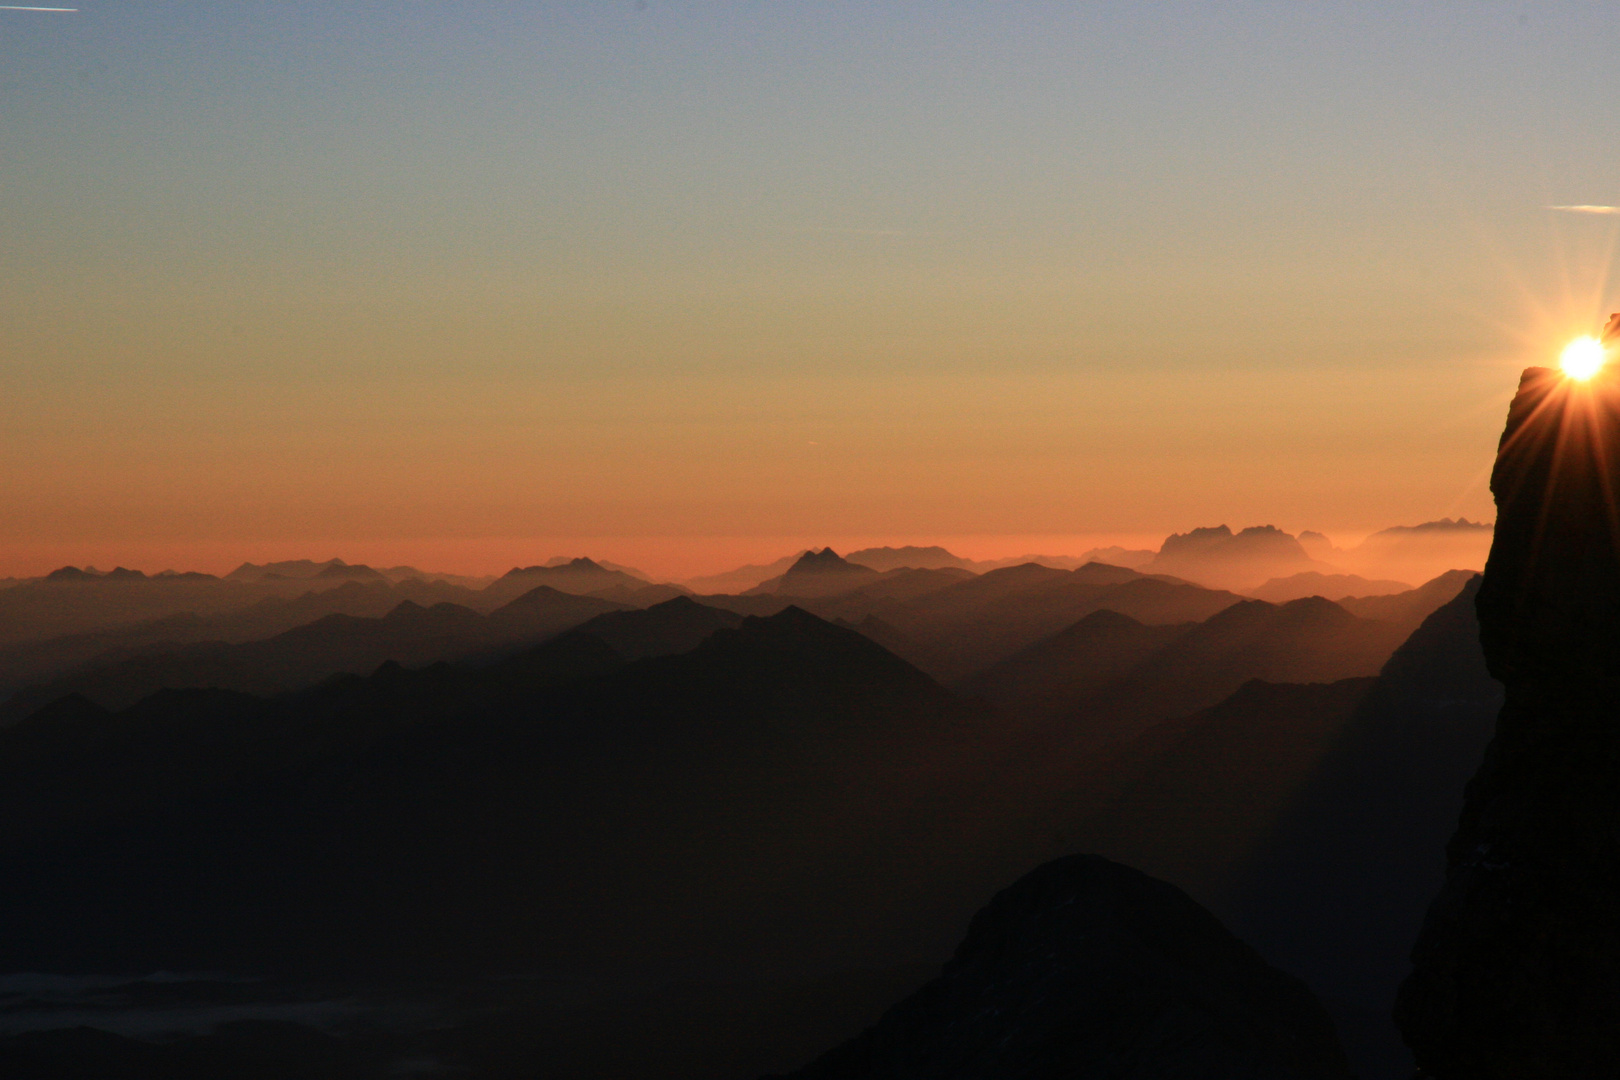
1561;337;1608;380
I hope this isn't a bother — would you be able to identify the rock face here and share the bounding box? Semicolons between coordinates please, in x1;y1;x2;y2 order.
772;855;1353;1080
1396;365;1620;1077
1147;525;1319;591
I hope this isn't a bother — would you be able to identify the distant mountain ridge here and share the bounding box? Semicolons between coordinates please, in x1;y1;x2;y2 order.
1147;525;1323;590
481;557;648;605
0;586;632;720
1248;571;1413;603
752;549;883;598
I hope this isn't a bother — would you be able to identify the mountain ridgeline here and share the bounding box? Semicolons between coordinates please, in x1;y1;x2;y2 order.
0;534;1497;1078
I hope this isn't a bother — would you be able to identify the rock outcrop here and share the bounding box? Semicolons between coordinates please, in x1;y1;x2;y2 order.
771;854;1353;1080
1396;363;1620;1077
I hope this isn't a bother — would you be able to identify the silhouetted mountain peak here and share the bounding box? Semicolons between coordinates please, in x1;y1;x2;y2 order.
492;584;575;610
778;854;1352;1079
1276;594;1357;623
1159;524;1236;556
482;560;646;604
382;600;480;626
1370;517;1491;537
721;605;923;669
790;548;866;574
1149;526;1320;591
1198;595;1352;632
842;545;972;572
1070;561;1144;585
501;557;607;578
1249;570;1413;604
1056;607;1146;637
566;596;744;660
760;548;885;598
43;566;98;582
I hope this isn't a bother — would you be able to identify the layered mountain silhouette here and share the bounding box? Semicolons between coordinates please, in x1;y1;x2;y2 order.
807;562;1243;682
0;586;628;721
1228;577;1498;1077
1147;525;1324;590
685;552;809;595
0;530;1514;1078
953;578;1498;1078
1248;571;1412;603
0;608;1012;987
480;557;649;605
747;548;883;597
226;557;486;587
841;545;975;572
0;576;502;687
963;595;1412;754
0;576;491;683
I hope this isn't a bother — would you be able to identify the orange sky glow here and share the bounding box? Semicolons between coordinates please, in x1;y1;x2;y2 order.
4;4;1618;581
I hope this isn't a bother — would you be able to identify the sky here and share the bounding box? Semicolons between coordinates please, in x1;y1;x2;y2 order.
4;1;1620;579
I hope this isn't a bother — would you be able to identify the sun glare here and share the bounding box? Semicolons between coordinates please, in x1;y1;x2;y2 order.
1561;337;1608;380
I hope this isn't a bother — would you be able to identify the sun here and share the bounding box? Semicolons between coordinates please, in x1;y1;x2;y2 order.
1561;336;1608;380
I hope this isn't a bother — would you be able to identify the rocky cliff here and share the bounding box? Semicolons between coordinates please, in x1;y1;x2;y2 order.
1396;364;1620;1077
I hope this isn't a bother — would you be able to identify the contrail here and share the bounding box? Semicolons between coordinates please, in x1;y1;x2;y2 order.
1548;205;1620;215
0;5;79;9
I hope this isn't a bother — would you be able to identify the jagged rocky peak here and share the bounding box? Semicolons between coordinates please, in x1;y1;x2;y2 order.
790;547;868;573
1158;524;1236;556
1397;361;1620;1078
1148;525;1318;591
774;854;1352;1080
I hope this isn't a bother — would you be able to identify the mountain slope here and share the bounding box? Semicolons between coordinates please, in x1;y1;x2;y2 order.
0;607;1006;983
480;558;647;605
775;855;1352;1080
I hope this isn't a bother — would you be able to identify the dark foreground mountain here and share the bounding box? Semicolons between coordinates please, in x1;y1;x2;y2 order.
772;854;1352;1080
1397;365;1620;1077
972;580;1497;1079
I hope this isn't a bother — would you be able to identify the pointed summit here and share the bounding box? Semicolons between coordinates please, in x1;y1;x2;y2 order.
794;547;859;570
772;548;882;598
482;558;645;604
